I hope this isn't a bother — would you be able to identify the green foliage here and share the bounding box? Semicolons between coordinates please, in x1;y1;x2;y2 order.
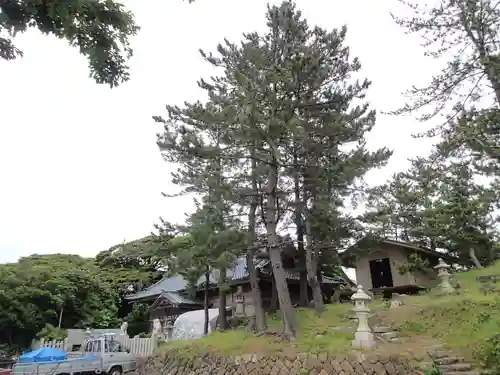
0;254;120;349
475;333;500;374
0;0;139;87
36;324;67;341
362;160;499;267
423;365;443;375
398;253;431;275
124;303;150;337
95;236;163;294
391;0;500;178
159;304;353;356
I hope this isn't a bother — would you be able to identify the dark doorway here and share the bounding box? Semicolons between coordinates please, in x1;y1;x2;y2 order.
369;258;394;289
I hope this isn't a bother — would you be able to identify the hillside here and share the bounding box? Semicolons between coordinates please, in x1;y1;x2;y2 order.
160;262;500;372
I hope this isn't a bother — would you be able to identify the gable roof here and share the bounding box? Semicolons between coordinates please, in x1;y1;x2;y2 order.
341;237;458;267
149;292;204;309
124;256;268;301
125;255;348;301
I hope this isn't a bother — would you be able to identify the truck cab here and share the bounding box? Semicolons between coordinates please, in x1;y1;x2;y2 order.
82;335;136;375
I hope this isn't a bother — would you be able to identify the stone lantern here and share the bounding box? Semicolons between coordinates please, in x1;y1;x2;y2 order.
351;285;376;349
434;258;455;295
165;321;174;341
235;286;246;316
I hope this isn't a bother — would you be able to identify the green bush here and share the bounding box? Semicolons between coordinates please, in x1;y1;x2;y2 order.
36;324;67;341
474;333;500;374
423;365;443;375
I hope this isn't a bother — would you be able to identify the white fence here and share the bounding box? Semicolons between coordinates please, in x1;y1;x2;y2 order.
120;336;157;357
36;338;68;351
35;336;158;357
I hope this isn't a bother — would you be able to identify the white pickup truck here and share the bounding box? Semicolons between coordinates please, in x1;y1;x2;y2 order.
12;336;137;375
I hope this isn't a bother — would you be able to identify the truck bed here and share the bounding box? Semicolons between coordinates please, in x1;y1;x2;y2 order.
12;356;102;375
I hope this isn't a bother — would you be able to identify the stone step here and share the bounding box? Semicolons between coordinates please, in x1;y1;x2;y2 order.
380;331;399;339
373;326;392;333
430;350;453;359
388;337;404;343
441;363;473;372
434;357;465;365
427;344;444;349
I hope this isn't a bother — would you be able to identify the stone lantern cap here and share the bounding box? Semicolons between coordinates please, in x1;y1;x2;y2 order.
351;285;371;301
434;258;450;270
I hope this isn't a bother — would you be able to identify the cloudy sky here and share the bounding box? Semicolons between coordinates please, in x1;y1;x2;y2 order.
0;0;442;264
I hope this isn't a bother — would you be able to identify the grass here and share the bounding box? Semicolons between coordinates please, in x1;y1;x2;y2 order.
378;261;500;359
159;303;355;357
159;261;500;359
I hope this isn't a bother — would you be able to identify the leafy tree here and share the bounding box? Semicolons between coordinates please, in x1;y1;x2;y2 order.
1;0;139;87
95;236;164;294
123;303;149;337
0;254;120;349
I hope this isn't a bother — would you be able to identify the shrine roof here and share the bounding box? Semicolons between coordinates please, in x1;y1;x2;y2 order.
149;291;203;310
125;255;348;302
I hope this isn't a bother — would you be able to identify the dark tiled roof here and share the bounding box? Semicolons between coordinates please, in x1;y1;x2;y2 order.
125;256;267;301
125;256;347;301
258;267;346;285
229;257;269;281
154;292;203;306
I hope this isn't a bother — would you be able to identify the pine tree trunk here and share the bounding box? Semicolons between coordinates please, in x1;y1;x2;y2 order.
305;216;324;313
247;154;267;331
218;268;228;330
214;130;229;331
58;307;64;328
204;269;210;335
293;157;308;306
270;276;279;312
430;238;437;251
266;166;298;338
469;248;484;268
299;270;308;306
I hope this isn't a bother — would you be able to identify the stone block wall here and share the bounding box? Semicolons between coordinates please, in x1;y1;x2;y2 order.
140;351;414;375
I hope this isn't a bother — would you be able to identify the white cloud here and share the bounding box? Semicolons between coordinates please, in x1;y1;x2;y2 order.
0;0;441;263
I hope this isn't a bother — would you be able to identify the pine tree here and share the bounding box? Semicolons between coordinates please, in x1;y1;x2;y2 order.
194;1;390;324
363;157;499;267
391;0;500;170
155;102;243;331
420;163;498;267
362;173;422;242
156;0;391;335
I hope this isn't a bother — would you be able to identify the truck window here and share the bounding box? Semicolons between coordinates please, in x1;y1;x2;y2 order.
84;341;92;352
92;340;101;353
107;341;123;353
84;340;101;353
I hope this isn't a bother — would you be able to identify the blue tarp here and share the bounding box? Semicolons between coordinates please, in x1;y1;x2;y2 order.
19;347;68;363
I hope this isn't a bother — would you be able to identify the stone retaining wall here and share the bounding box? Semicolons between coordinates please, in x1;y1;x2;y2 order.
141;352;414;375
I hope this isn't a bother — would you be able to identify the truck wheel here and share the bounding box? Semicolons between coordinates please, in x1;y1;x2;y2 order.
108;366;122;375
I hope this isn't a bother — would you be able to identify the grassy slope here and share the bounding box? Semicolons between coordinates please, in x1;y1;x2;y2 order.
160;261;500;358
379;261;500;360
161;304;355;356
